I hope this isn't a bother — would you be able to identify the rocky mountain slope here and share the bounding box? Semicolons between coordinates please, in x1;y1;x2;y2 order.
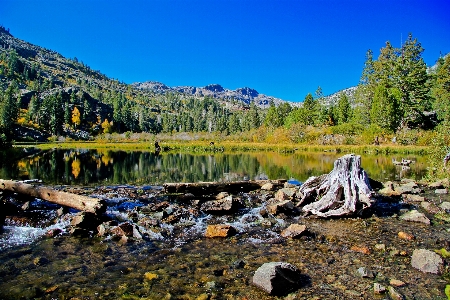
132;81;289;107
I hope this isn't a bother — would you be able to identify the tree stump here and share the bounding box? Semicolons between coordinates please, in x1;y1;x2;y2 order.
296;154;375;217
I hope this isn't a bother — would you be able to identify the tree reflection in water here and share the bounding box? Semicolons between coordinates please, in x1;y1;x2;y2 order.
3;149;429;186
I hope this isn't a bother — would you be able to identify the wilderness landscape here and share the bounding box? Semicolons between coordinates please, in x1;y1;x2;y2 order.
0;5;450;299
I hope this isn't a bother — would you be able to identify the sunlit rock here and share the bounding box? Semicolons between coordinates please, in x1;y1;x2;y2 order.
205;224;236;238
411;248;444;274
399;210;430;225
280;224;307;239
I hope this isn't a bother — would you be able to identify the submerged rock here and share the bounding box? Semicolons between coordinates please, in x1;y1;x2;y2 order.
252;262;303;295
411;248;444;274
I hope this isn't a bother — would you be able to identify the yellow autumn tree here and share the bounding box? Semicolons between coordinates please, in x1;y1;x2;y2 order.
71;158;81;179
101;118;113;133
72;107;81;128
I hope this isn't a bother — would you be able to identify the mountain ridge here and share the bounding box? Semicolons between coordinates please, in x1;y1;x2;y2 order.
131;81;293;107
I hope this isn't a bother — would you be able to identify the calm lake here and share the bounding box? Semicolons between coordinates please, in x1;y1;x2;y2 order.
0;148;429;185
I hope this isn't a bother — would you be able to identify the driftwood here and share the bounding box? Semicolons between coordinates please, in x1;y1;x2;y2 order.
164;180;286;195
0;179;106;215
296;154;375;217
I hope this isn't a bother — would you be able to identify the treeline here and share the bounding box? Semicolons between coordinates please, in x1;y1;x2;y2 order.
1;32;449;148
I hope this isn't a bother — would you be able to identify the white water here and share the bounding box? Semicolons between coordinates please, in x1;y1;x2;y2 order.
0;218;70;251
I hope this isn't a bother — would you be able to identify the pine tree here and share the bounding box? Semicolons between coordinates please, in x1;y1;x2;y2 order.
0;81;20;137
395;33;430;126
433;54;450;123
335;92;351;125
353;49;375;125
370;84;401;132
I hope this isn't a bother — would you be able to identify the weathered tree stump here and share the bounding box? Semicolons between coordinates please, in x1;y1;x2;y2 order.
296;154;375;217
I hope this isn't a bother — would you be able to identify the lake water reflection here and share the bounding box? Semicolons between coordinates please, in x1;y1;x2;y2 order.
1;149;429;185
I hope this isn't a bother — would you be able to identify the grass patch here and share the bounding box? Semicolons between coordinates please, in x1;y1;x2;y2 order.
15;140;430;155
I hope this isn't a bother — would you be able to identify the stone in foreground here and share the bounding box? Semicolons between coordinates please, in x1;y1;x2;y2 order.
411;249;444;274
252;262;303;295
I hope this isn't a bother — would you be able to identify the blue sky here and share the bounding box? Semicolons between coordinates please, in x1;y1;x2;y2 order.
1;0;449;102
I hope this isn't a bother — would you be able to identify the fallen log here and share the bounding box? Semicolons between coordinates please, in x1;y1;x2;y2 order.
164;180;286;195
296;154;375;217
0;179;106;215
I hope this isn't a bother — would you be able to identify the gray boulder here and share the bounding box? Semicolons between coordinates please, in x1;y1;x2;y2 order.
399;210;430;225
411;249;444;274
200;196;238;214
252;262;303;295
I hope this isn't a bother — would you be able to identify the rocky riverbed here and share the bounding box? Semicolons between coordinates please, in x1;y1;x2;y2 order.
0;177;449;299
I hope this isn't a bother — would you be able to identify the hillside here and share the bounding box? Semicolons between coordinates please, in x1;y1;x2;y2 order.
0;27;286;141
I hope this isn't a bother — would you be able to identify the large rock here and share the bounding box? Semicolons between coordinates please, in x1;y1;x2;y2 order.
200;196;238;214
205;224;236;238
281;224;308;239
395;181;423;195
252;262;303;295
402;194;425;203
399;210;430;225
411;249;444;274
274;188;297;201
267;200;294;215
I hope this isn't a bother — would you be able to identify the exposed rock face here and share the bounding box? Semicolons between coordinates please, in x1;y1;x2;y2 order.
132;81;290;108
252;262;303;295
411;249;444;274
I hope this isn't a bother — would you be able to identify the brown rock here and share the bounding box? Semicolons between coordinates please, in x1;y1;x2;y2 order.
274;189;290;201
216;192;229;199
420;201;440;214
261;182;275;191
389;279;406;287
267;200;294;215
402;194;425;203
350;245;371;255
205;224;236;238
112;222;134;237
398;231;415;241
281;224;307;239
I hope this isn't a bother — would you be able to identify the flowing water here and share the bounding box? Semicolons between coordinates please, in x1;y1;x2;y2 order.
1;149;447;299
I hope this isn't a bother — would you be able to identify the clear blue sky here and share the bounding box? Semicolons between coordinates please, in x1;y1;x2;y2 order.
1;0;449;102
